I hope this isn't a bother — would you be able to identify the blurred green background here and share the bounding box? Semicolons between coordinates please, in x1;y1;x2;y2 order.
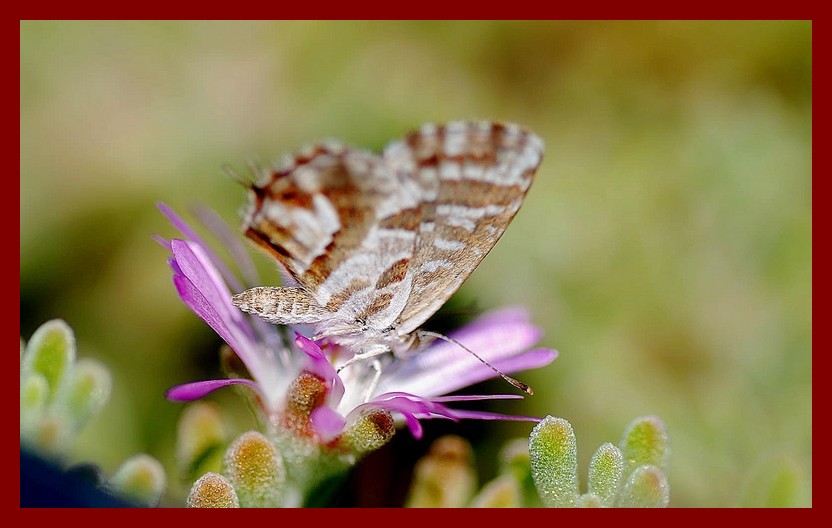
20;20;811;507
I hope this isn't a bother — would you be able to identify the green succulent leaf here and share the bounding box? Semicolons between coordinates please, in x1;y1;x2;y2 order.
187;472;240;508
176;402;228;480
108;454;167;507
497;438;540;506
616;464;670;507
224;431;286;507
529;416;579;508
22;320;76;404
577;493;604;508
587;442;624;507
498;438;531;481
740;455;807;507
470;475;522;508
63;358;111;433
405;435;477;508
28;413;71;455
342;408;396;456
20;372;49;434
619;416;669;475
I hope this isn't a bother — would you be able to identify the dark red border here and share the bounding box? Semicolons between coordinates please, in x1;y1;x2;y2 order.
14;11;816;519
14;7;816;20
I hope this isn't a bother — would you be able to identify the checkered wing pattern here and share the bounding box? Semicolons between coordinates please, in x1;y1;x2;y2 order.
235;121;543;347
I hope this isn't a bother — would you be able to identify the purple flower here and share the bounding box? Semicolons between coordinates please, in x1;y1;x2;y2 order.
159;203;558;445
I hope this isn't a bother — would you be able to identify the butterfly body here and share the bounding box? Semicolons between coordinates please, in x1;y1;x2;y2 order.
232;121;544;362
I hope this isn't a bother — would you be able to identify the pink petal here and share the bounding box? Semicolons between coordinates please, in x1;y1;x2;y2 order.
165;378;261;402
378;339;556;397
429;394;524;402
493;348;558;375
158;202;245;294
310;406;347;443
172;273;246;357
171;239;235;321
192;205;261;288
445;319;543;358
359;398;426;439
445;409;541;422
382;311;546;397
170;248;277;391
191;205;278;341
295;334;345;405
171;239;257;342
152;235;171;250
353;393;461;439
451;306;533;334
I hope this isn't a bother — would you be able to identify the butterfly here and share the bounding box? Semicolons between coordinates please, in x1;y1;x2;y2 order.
232;121;543;389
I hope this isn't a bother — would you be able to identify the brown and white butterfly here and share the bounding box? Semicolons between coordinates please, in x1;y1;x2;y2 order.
232;121;543;388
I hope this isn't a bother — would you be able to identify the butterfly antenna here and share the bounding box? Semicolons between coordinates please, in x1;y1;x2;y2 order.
247;159;269;183
223;163;252;188
417;330;533;396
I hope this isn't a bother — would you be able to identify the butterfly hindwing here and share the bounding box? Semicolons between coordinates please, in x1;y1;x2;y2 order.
240;142;423;331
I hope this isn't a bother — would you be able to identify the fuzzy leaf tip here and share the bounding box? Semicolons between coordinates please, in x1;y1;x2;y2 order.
343;408;396;455
63;358;111;433
22;320;76;403
529;416;579;507
471;475;522;508
108;454;167;507
588;442;624;507
176;402;228;478
187;472;239;508
405;435;477;508
619;415;669;474
224;431;286;507
617;465;670;507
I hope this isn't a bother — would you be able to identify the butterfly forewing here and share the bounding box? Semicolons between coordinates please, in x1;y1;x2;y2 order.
386;122;544;334
237;121;543;349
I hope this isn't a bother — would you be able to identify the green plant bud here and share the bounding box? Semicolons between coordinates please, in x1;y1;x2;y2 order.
108;454;167;507
187;472;240;508
587;442;624;507
470;475;522;508
740;455;806;507
619;416;669;474
498;438;531;479
529;416;579;507
63;358;111;433
29;412;70;455
224;431;286;507
342;408;395;455
22;320;76;404
405;435;477;508
616;465;669;507
499;438;543;506
578;493;604;507
20;372;49;433
176;402;228;478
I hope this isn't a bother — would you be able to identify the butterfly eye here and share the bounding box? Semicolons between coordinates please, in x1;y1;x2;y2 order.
354;318;369;331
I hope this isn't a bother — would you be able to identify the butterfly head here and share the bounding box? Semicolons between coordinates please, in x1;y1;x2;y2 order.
313;317;415;357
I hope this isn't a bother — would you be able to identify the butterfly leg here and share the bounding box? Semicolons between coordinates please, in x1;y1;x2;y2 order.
363;359;383;402
336;343;390;373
